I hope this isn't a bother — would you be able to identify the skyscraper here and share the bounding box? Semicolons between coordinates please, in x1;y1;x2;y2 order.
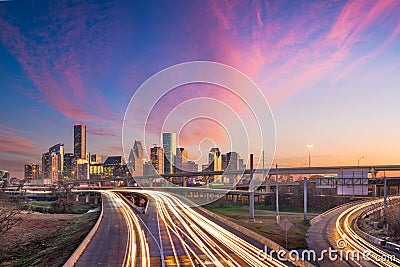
163;132;176;174
76;158;89;180
63;153;74;179
187;160;198;172
128;140;144;176
225;152;239;171
42;152;51;179
74;124;86;159
209;147;222;183
150;145;164;174
104;156;129;178
208;148;222;171
50;152;58;183
143;161;155;176
24;164;39;180
175;147;188;172
49;143;64;179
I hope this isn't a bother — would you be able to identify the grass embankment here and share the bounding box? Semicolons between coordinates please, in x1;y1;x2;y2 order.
204;203;323;250
358;210;400;244
25;200;98;214
0;201;100;266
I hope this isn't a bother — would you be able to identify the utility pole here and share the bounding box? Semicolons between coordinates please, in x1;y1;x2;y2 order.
262;150;265;181
384;172;387;228
304;177;307;222
276;163;280;224
249;154;254;220
384;173;387;212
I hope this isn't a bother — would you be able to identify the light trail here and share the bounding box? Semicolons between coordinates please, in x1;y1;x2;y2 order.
336;197;400;267
144;190;290;267
103;191;150;267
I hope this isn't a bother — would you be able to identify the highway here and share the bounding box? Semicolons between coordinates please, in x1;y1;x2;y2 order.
308;198;400;267
76;190;292;266
75;192;128;266
335;198;400;267
144;190;290;267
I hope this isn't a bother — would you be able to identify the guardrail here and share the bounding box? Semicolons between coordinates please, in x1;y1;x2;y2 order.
310;199;369;226
353;197;400;255
63;193;104;267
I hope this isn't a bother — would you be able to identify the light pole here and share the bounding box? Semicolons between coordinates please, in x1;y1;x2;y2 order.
306;144;314;167
357;156;365;166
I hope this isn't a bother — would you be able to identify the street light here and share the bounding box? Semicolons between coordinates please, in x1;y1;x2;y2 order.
357;156;365;166
306;144;314;167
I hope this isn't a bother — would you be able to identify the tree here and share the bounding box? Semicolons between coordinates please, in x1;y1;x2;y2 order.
52;181;79;213
0;192;22;239
386;200;400;238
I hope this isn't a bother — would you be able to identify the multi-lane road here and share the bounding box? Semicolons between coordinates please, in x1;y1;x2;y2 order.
75;192;128;266
75;190;294;267
308;197;400;267
74;191;400;267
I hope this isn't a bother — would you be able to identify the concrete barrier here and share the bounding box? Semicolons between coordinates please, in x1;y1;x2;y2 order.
197;206;315;267
63;193;104;267
353;198;400;255
310;199;368;226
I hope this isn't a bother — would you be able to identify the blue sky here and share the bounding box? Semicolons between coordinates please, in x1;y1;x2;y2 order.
1;0;400;178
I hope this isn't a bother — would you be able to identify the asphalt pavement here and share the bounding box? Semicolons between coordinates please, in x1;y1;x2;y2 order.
75;193;128;266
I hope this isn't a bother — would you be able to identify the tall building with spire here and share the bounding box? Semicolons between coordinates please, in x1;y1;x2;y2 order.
128;140;144;176
74;124;86;159
163;132;176;174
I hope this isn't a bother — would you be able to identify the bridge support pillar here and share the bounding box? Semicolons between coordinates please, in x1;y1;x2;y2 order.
233;194;237;203
94;196;99;205
85;193;90;203
372;185;377;197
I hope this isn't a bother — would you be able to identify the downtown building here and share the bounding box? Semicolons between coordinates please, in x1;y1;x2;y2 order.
104;156;130;179
150;145;164;175
208;147;222;183
74;124;86;159
73;124;89;179
128;140;144;176
89;154;104;179
24;163;39;181
163;132;176;174
42;151;59;183
63;153;74;179
175;147;188;173
187;160;198;172
49;143;64;180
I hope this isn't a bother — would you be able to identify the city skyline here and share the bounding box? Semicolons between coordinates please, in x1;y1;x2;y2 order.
1;1;400;179
19;123;248;181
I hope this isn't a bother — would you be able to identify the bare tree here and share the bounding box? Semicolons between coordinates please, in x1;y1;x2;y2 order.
0;192;22;238
386;200;400;239
52;181;79;213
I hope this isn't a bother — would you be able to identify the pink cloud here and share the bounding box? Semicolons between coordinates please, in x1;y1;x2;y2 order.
0;1;121;123
0;125;40;157
87;126;119;137
181;0;400;105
